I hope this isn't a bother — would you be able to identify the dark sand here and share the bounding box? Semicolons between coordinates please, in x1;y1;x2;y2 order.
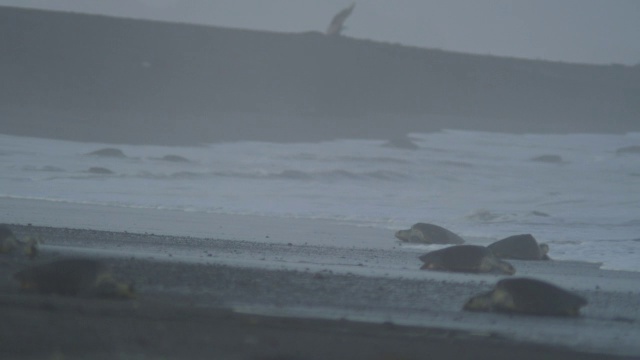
1;224;638;359
0;293;622;360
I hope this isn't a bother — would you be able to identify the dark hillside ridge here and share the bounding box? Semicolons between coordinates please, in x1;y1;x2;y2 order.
1;6;639;144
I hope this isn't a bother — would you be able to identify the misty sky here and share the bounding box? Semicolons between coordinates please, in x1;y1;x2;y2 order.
2;0;639;65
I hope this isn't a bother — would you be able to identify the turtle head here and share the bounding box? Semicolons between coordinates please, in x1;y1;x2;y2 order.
498;260;516;275
490;288;517;311
109;282;136;299
394;229;411;242
21;236;40;259
408;229;426;243
95;275;136;299
419;252;444;270
420;262;439;270
539;243;549;255
463;291;494;312
565;307;581;317
1;234;40;259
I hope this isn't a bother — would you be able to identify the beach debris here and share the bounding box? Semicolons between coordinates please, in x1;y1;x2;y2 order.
465;209;501;222
326;2;355;36
419;245;515;275
85;147;127;158
160;154;190;163
529;154;564;163
0;225;39;259
616;145;640;155
382;135;420;150
395;223;465;244
487;234;550;260
530;210;550;217
464;277;587;317
14;258;135;299
87;166;114;174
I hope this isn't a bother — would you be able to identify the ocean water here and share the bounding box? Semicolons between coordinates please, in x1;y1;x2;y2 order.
1;130;639;271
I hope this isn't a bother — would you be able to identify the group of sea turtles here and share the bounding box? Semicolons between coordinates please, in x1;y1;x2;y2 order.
395;222;588;317
2;222;588;317
1;224;135;299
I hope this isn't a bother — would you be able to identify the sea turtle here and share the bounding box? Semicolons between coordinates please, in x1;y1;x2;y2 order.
616;145;640;155
87;166;114;174
530;154;564;163
463;277;587;317
14;258;135;299
86;148;126;158
395;223;465;244
19;236;39;259
1;225;38;259
1;224;18;254
419;245;515;274
487;234;550;260
160;154;190;162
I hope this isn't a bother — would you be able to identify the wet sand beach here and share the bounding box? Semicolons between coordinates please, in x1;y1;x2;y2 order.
1;198;639;359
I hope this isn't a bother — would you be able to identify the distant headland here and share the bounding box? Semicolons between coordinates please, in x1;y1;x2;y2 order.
1;6;639;145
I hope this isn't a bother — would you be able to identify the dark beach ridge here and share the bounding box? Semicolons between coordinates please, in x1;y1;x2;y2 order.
1;6;640;145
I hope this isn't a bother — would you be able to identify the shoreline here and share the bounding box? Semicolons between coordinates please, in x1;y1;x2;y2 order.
2;223;639;357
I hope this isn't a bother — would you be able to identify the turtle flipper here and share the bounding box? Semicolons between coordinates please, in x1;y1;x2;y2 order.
480;256;515;275
463;291;494;312
496;259;516;275
93;275;136;299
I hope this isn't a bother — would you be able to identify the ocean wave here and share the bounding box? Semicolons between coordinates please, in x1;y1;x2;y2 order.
464;209;551;222
128;169;410;182
282;153;412;165
2;131;640;272
22;165;66;172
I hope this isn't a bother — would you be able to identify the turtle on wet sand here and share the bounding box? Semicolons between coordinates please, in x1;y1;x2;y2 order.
1;224;18;254
14;258;135;299
419;245;515;275
395;223;465;244
463;277;587;317
19;236;39;259
1;225;39;259
487;234;550;260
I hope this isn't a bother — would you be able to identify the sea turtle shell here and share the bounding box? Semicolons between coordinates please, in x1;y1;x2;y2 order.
1;225;38;258
487;234;550;260
419;245;515;274
464;277;587;316
14;258;134;298
395;223;465;244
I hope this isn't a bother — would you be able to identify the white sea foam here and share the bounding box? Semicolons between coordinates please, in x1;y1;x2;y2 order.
1;130;639;271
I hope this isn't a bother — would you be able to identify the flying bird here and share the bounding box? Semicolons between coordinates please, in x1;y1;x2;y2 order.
326;3;356;36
